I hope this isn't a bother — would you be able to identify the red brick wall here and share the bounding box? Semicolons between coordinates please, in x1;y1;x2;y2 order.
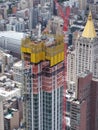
80;101;87;130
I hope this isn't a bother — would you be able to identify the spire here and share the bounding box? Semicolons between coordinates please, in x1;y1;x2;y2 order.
82;11;96;38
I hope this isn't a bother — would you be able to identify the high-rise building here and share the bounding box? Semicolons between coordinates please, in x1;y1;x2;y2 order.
69;72;98;130
67;46;76;90
70;72;92;130
13;61;23;83
47;16;63;35
67;11;98;86
21;35;65;130
32;7;39;28
78;0;87;10
90;80;98;130
4;109;20;130
75;11;98;79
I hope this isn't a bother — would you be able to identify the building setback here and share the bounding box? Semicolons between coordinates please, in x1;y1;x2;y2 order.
21;35;65;130
70;72;92;130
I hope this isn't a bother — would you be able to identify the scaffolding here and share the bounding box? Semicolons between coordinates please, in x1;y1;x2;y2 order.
21;35;64;67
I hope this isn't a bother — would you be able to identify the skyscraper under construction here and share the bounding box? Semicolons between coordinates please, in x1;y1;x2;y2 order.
21;34;65;130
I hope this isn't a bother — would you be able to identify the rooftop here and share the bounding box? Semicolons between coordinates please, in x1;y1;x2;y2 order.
82;11;97;38
5;113;12;119
78;70;91;78
0;88;20;99
0;75;21;100
13;60;22;68
0;31;27;40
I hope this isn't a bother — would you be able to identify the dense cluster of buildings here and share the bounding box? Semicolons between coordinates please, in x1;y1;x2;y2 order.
0;0;98;130
0;49;23;130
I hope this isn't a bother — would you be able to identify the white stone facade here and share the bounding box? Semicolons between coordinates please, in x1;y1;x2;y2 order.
67;47;76;90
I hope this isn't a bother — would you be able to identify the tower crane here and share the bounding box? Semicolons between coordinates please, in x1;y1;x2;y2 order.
54;0;70;32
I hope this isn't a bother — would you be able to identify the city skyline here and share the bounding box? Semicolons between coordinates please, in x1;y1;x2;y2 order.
0;0;98;130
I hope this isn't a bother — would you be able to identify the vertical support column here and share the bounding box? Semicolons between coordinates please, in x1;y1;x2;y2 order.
31;64;34;130
55;66;57;130
38;63;41;130
58;87;60;130
52;74;54;130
